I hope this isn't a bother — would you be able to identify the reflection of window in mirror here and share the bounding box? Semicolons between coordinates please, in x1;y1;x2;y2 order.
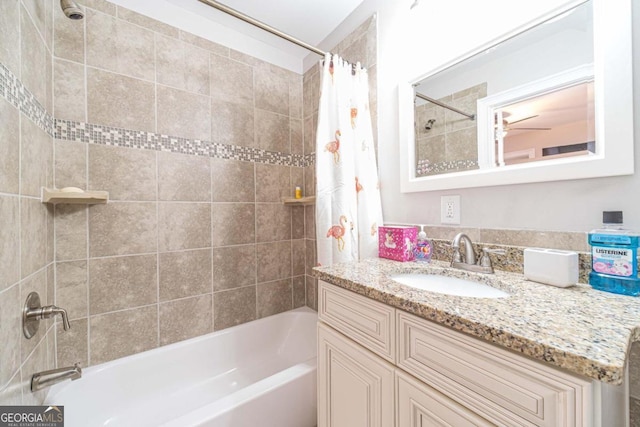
495;81;595;166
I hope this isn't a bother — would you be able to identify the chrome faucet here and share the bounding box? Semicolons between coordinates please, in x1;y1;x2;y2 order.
450;233;504;274
31;363;82;392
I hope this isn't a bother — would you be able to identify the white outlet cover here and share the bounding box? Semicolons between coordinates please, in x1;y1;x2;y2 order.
441;195;460;224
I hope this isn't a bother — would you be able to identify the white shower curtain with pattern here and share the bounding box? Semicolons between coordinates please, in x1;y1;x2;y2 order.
315;54;383;267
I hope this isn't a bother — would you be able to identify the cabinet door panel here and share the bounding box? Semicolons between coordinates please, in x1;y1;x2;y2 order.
396;370;494;427
318;322;394;427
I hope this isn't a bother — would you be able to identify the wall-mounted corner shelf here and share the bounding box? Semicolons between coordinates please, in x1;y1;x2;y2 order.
282;196;316;206
42;187;109;205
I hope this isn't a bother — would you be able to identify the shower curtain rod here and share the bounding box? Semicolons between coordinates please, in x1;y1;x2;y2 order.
415;92;476;121
198;0;326;57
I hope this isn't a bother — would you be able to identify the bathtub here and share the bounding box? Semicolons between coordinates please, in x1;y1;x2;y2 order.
44;307;318;427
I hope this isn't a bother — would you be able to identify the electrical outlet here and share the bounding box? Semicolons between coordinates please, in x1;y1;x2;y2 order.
441;195;460;224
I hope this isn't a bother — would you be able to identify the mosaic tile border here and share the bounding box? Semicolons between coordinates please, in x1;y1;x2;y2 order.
0;63;54;136
416;158;479;176
0;62;313;168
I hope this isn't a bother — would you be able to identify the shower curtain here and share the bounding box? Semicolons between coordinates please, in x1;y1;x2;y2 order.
315;54;383;266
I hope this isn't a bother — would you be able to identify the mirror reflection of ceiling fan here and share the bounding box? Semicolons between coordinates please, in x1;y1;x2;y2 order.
502;114;551;131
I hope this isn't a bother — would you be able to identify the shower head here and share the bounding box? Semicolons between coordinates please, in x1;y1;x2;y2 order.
60;0;84;20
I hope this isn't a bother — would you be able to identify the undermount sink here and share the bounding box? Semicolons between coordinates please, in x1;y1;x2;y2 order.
389;273;510;298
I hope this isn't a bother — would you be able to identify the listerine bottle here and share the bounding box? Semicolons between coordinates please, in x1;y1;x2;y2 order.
588;211;640;296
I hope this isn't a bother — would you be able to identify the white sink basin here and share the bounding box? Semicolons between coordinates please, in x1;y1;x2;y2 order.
389;273;510;298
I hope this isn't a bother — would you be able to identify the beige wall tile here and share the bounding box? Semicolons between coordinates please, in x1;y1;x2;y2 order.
304;205;315;239
292;206;304;239
156;34;209;96
257;241;292;283
87;67;156;131
255;164;291;202
158;203;211;252
88;144;156;201
90;305;157;365
0;373;22;405
89;202;157;257
303;114;316;156
158;152;210;202
210;158;255;203
293;276;306;309
291;239;305;276
0;98;19;194
54;59;86;122
303;69;320;121
157;85;211;141
479;229;589;252
56;261;87;320
229;50;262;67
256;203;291;243
290;119;303;156
212;245;256;292
56;318;88;368
212;203;255;247
254;63;289;116
289;77;303;119
159;249;212;301
21;199;49;278
210;55;253;105
255;109;290;153
20;115;52;197
54;204;87;261
22;0;49;51
0;284;20;388
86;9;155;81
53;0;84;63
445;127;477;162
116;6;178;37
0;196;20;291
89;254;157;315
55;139;86;189
305;276;317;311
257;279;292;318
84;0;116;16
213;286;256;330
303;165;315;199
0;0;21;76
20;269;50;360
210;99;255;147
304;238;316;276
20;4;48;107
21;332;49;405
159;294;212;345
179;31;229;57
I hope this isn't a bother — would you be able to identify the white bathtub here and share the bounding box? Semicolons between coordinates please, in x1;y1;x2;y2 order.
45;307;317;427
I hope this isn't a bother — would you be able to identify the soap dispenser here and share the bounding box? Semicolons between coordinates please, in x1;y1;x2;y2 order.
413;226;432;263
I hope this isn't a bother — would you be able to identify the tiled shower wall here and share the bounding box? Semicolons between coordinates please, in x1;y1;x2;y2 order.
1;0;315;404
52;0;309;368
302;16;378;310
0;0;57;405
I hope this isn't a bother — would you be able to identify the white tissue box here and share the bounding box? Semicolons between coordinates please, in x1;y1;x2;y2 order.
524;248;579;288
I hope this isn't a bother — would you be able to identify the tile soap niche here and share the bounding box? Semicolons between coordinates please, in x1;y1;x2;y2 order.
42;187;109;205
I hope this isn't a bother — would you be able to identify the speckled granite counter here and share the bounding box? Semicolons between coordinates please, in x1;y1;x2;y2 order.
313;258;640;385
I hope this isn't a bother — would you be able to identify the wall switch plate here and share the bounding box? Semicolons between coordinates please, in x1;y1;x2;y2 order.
441;195;460;224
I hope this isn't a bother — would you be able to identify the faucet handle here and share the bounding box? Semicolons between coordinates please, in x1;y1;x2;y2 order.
479;247;505;267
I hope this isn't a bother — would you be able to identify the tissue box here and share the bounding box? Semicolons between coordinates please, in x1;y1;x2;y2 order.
524;248;579;287
378;226;417;262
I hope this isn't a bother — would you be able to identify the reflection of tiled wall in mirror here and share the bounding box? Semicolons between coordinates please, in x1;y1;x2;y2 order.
414;82;486;176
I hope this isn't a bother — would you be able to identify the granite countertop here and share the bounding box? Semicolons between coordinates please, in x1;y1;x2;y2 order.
313;258;640;385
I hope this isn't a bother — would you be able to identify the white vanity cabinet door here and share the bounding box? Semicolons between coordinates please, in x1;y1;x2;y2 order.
318;280;395;362
397;311;592;427
396;369;494;427
318;322;395;427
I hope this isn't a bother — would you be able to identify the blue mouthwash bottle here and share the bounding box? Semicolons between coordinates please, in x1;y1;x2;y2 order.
588;211;640;296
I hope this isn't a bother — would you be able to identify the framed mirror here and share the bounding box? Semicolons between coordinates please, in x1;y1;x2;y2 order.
398;0;633;192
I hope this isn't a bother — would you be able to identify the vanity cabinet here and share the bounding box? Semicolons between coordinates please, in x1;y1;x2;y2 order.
317;280;625;427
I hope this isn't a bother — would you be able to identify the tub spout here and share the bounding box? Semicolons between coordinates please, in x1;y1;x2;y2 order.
31;363;82;392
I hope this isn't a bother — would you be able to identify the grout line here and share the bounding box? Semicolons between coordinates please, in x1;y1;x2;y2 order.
155;150;160;346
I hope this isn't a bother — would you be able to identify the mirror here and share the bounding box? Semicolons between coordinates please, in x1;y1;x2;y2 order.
399;0;634;192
